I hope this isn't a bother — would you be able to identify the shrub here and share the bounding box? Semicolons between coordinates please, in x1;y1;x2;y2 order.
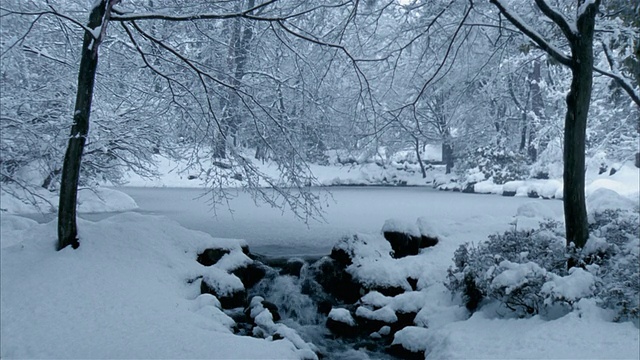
587;210;640;322
447;212;639;322
446;221;567;316
458;145;529;185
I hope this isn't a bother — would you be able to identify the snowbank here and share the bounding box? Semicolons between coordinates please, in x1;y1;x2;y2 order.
0;213;302;359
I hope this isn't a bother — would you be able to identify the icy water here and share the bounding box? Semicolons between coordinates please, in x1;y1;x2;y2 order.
116;186;563;257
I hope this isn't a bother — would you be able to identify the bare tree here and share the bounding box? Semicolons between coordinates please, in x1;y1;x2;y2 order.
489;0;639;257
58;0;121;250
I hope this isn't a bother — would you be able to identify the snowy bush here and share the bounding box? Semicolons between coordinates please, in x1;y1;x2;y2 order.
446;221;567;316
458;145;529;185
447;210;639;322
586;210;640;322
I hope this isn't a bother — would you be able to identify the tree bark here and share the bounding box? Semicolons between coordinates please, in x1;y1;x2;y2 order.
415;138;427;178
57;0;119;251
528;60;544;162
563;1;599;250
442;141;454;174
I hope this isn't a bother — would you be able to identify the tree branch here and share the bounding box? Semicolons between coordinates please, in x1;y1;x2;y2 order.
533;0;576;41
489;0;572;67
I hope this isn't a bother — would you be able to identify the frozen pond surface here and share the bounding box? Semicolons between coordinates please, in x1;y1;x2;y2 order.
115;187;564;257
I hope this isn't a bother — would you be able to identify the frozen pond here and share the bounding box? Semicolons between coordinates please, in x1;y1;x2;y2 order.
116;187;564;257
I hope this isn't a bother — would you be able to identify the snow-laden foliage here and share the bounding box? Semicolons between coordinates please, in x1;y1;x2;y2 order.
446;220;567;316
458;145;530;185
447;210;639;322
587;209;640;322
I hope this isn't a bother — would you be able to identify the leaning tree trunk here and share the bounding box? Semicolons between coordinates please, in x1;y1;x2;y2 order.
57;0;119;251
563;3;598;252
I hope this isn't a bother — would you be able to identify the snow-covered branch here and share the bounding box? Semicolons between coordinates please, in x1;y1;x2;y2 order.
489;0;571;67
533;0;576;40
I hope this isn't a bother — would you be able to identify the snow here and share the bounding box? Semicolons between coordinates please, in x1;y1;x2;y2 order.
587;188;638;215
1;185;138;214
515;201;556;219
355;305;398;323
0;213;301;359
328;308;356;326
491;261;547;294
541;267;597;303
392;326;430;353
425;304;638;359
382;218;420;237
1;158;638;359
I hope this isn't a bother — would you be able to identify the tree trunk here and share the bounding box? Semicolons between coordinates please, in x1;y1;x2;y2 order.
563;2;598;251
442;142;454;174
415;138;426;178
57;0;118;251
528;60;544;162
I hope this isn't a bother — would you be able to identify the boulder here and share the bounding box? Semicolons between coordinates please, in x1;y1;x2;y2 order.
200;278;247;309
330;246;353;266
279;258;306;277
232;261;267;288
462;182;476;193
502;190;517;197
312;257;362;304
383;231;421;258
326;308;357;337
245;297;281;323
197;248;230;266
386;344;424;360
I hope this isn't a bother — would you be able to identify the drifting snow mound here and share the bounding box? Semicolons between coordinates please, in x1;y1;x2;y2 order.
516;202;556;219
587;188;638;214
0;213;302;359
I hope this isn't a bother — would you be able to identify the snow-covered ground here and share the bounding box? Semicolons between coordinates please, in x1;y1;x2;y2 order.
1;213;304;359
1;155;638;359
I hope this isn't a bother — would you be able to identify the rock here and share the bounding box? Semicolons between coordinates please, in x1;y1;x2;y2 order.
417;218;440;248
383;231;421;258
317;300;333;316
502;190;517;197
371;285;405;298
261;300;281;322
326;308;357;337
462;182;475;193
197;248;230;266
245;297;281;323
390;312;418;334
232;261;267;288
330;246;353;266
200;279;247;309
279;258;306;277
387;326;429;360
312;257;362;304
420;235;438;248
407;277;418;291
386;344;424;360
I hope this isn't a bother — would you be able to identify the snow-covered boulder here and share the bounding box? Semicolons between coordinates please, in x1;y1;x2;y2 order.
383;218;440;258
388;326;429;359
326;308;358;337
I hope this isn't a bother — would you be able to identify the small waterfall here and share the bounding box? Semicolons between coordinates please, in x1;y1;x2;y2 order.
248;259;398;360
